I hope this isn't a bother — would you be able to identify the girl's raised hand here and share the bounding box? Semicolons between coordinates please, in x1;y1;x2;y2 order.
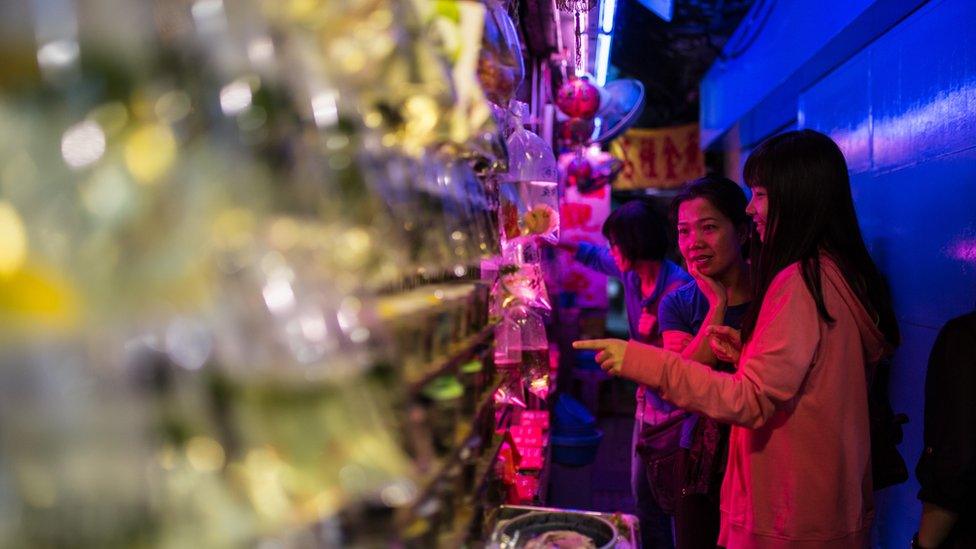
705;325;742;363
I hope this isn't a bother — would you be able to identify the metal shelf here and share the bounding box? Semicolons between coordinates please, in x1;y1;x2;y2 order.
438;433;506;548
410;372;501;500
406;323;497;395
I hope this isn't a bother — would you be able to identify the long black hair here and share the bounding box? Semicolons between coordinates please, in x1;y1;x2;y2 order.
740;130;899;348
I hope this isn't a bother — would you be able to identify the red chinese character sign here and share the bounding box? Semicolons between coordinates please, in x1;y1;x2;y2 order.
556;153;611;308
610;123;704;190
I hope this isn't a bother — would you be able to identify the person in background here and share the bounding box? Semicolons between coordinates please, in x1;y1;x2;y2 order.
558;198;691;549
914;311;976;549
658;176;752;549
576;130;900;548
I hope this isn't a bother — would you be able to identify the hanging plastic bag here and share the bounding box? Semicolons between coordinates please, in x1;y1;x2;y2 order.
424;156;479;268
524;347;551;402
494;314;522;367
500;103;559;246
494;367;527;409
514;308;550;401
447;160;498;260
492;263;552;314
477;1;525;106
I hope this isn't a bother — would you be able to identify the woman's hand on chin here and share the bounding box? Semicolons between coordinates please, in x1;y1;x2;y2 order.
689;261;727;310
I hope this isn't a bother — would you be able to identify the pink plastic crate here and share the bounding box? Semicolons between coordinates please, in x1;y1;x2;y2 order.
518;410;550;430
514;474;540;502
517;447;544;470
508;425;543;439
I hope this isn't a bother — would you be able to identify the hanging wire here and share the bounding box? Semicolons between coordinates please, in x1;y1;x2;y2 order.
555;0;595;75
507;0;521;23
555;0;596;13
574;12;583;73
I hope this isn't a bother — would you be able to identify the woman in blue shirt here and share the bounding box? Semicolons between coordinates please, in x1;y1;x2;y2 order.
657;176;753;549
561;198;691;549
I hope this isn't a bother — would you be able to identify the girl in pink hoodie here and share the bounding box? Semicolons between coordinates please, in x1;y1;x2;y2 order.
576;130;900;548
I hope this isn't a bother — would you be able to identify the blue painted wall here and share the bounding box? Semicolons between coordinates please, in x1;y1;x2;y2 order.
701;0;875;145
703;0;932;149
703;0;976;545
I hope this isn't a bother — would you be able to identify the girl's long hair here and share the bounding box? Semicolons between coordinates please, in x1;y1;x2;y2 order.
740;130;899;348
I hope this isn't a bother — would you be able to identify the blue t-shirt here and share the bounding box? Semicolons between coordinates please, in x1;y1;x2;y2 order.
574;242;692;345
659;280;750;340
574;242;693;425
658;279;751;447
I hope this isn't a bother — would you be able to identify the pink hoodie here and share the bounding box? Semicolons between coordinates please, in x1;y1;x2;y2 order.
620;257;888;548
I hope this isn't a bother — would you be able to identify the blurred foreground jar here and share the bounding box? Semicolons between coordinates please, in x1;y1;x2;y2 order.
0;339;157;547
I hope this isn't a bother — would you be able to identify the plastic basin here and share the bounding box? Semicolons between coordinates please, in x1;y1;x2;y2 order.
551;429;604;467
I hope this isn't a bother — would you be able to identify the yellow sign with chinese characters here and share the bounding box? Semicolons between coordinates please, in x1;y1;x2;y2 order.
611;123;704;190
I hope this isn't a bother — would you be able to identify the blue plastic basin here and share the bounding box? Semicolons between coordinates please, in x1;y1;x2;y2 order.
551;429;604;467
